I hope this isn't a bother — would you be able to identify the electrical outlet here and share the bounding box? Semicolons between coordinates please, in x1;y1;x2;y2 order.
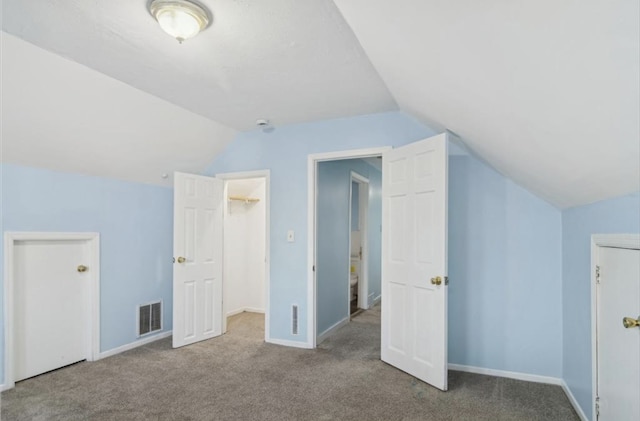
287;230;295;242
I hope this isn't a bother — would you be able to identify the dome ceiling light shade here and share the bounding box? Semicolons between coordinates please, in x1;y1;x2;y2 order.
149;0;210;43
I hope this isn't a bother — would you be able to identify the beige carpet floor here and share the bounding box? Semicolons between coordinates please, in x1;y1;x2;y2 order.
1;305;579;420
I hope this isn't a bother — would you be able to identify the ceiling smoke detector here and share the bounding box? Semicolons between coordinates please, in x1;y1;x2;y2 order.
256;119;275;133
149;0;210;43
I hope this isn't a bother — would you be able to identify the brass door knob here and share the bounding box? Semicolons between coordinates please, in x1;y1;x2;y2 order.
176;257;186;264
77;265;88;273
431;276;442;286
623;316;640;329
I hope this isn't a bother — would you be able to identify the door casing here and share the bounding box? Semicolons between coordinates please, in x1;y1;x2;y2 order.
3;232;100;391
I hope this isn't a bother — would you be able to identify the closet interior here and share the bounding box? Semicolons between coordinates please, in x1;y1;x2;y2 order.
223;177;267;330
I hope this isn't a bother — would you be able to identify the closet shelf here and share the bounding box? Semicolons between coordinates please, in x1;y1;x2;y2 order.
228;195;260;203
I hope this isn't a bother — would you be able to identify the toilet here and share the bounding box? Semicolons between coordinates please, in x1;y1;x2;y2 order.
350;274;358;301
350;260;359;301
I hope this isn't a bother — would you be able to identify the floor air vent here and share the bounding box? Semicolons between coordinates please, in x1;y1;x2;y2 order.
138;301;162;336
292;304;299;335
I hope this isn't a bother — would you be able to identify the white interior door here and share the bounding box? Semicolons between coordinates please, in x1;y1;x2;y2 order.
173;172;224;348
14;240;89;381
382;133;448;391
597;246;640;420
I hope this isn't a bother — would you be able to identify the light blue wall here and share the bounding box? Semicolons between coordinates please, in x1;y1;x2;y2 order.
316;159;382;335
206;110;566;382
205;111;436;342
0;163;173;384
448;155;563;377
317;160;350;333
0;109;578;389
562;192;640;420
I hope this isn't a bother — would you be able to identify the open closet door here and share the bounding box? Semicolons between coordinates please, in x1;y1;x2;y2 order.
173;172;224;348
381;133;448;391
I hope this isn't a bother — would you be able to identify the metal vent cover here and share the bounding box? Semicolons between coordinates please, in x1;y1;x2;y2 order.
292;304;299;335
138;301;162;337
151;302;162;332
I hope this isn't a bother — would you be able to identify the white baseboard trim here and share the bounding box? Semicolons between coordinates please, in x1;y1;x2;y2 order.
1;383;9;392
448;364;562;385
244;307;264;314
244;307;265;314
372;295;381;306
317;317;349;344
560;380;589;421
266;337;312;349
226;308;245;317
97;331;172;360
449;364;588;420
226;307;265;318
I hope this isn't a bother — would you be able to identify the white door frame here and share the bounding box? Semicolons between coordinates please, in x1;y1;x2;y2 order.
3;232;100;391
216;170;271;343
307;147;390;348
350;171;369;311
591;233;640;419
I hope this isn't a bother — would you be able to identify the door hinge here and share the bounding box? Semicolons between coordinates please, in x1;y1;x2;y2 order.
313;265;315;272
595;396;600;419
444;276;449;285
596;265;601;284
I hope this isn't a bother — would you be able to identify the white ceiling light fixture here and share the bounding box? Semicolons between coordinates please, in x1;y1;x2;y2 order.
149;0;210;43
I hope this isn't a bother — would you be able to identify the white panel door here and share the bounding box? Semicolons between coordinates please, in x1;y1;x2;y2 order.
14;240;89;381
597;247;640;421
173;172;224;348
382;133;448;391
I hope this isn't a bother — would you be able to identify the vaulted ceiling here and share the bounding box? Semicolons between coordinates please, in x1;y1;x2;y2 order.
334;0;639;208
2;0;395;130
2;0;638;207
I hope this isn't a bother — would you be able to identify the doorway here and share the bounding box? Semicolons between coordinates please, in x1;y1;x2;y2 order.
218;171;270;340
222;177;267;333
3;232;100;390
308;133;450;391
593;234;640;420
350;171;370;315
313;152;385;345
172;171;271;348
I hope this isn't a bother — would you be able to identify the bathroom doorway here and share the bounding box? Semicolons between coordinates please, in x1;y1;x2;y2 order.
349;171;369;316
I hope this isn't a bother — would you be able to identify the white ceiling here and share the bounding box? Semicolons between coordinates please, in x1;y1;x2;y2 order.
334;0;640;208
2;1;638;207
1;0;396;131
1;33;236;187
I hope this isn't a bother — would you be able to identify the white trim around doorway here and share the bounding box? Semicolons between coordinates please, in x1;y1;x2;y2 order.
307;147;390;348
3;232;100;391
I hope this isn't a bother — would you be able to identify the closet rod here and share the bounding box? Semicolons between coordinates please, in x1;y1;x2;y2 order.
228;195;260;203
